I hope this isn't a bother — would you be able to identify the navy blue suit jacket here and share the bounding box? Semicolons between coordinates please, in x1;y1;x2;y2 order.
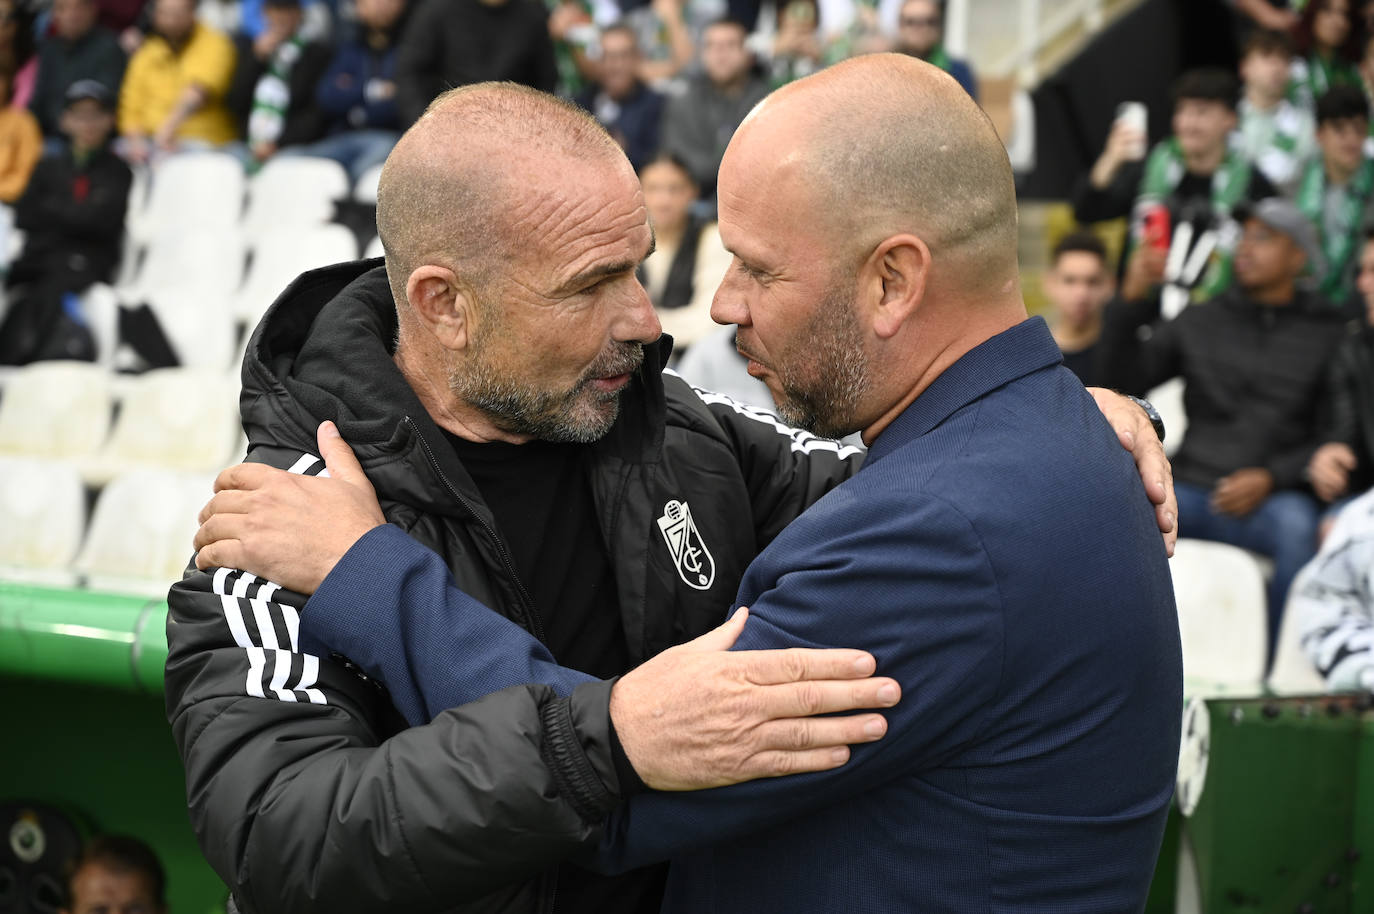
304;317;1182;912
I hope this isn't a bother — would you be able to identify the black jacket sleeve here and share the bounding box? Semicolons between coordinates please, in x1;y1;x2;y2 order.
1071;160;1143;225
1098;292;1184;397
164;447;627;914
278;42;332;148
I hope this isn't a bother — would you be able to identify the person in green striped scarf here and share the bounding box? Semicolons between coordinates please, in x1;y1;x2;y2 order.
1291;0;1362;113
1237;28;1316;195
892;0;975;101
1074;68;1276;300
226;0;331;167
1295;84;1374;307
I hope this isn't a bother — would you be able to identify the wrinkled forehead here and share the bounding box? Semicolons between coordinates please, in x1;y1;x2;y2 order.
503;154;651;284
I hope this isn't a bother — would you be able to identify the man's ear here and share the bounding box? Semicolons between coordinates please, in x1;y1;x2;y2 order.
405;265;473;351
862;234;931;340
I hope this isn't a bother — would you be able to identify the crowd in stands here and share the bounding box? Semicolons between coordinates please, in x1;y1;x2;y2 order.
0;0;982;363
1044;0;1374;686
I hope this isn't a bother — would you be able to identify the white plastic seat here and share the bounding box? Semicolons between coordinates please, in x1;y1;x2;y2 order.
1146;377;1187;458
363;234;384;259
127;152;244;244
242;157;349;231
0;456;84;586
118;225;245;304
74;469;213;596
117;226;245;370
1171;538;1268;696
76;367;241;485
353;161;384;204
233;224;358;323
1266;589;1328;695
0;360;112;459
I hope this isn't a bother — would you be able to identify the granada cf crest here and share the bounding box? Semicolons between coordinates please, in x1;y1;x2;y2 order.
657;499;715;590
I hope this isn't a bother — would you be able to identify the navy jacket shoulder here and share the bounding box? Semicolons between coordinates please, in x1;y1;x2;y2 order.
598;317;1183;913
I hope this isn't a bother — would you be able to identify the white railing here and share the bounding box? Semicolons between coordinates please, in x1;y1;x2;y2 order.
945;0;1126;84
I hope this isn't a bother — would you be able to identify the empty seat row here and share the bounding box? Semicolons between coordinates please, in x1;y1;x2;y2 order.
0;458;210;597
0;361;242;482
112;222;359;370
126;154;362;243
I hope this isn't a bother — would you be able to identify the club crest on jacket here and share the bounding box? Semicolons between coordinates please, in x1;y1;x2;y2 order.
657;499;715;590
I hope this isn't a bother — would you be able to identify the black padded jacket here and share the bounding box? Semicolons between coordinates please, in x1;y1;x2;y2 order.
164;259;862;914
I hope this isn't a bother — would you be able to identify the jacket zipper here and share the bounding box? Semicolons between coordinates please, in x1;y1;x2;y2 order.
405;417;561;914
404;419;549;651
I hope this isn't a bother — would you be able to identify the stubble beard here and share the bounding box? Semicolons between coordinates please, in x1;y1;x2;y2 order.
450;335;645;444
768;281;871;440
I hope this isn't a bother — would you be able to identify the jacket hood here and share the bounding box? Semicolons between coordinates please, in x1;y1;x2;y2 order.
239;258;671;510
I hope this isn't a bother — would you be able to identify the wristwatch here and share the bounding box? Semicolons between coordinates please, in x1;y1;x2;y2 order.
1124;395;1166;445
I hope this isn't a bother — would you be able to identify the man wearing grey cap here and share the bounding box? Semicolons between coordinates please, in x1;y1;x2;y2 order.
1101;195;1351;663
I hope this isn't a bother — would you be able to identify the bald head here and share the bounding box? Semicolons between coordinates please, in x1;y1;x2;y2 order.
726;53;1019;294
376;83;622;314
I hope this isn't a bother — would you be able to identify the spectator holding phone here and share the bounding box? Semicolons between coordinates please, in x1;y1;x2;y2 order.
1075;69;1276;302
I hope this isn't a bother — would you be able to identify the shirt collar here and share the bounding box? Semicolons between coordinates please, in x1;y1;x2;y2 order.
864;316;1063;467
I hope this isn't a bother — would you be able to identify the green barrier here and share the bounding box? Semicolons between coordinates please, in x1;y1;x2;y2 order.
0;581;227;913
0;583;167;692
10;581;1374;914
1149;694;1373;913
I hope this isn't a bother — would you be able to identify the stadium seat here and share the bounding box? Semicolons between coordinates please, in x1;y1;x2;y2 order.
79;282;121;368
1146;377;1187;458
117;226;245;370
363;234;384;259
233;224;359;323
354;162;384;204
127;152;245;244
76;368;241;485
1267;589;1328;696
0;360;112;459
1171;538;1268;696
0;456;84;586
242;157;350;231
73;469;213;596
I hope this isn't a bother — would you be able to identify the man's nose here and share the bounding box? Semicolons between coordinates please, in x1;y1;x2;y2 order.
615;279;662;344
709;269;749;328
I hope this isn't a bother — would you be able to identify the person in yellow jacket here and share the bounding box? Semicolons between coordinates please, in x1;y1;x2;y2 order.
0;68;42;203
117;0;236;162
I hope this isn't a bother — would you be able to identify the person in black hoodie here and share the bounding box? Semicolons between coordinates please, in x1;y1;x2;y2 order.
1100;196;1350;658
393;0;555;127
0;79;130;363
1308;228;1374;511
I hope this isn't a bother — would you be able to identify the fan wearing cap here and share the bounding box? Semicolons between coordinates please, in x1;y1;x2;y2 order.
0;79;130;364
1101;196;1351;665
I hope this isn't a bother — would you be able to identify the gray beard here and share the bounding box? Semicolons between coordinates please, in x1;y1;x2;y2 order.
451;341;645;443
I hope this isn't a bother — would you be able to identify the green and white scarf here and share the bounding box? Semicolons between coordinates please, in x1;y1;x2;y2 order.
1138;138;1253;298
1295;155;1374;300
248;34;307;150
1289;52;1362;112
